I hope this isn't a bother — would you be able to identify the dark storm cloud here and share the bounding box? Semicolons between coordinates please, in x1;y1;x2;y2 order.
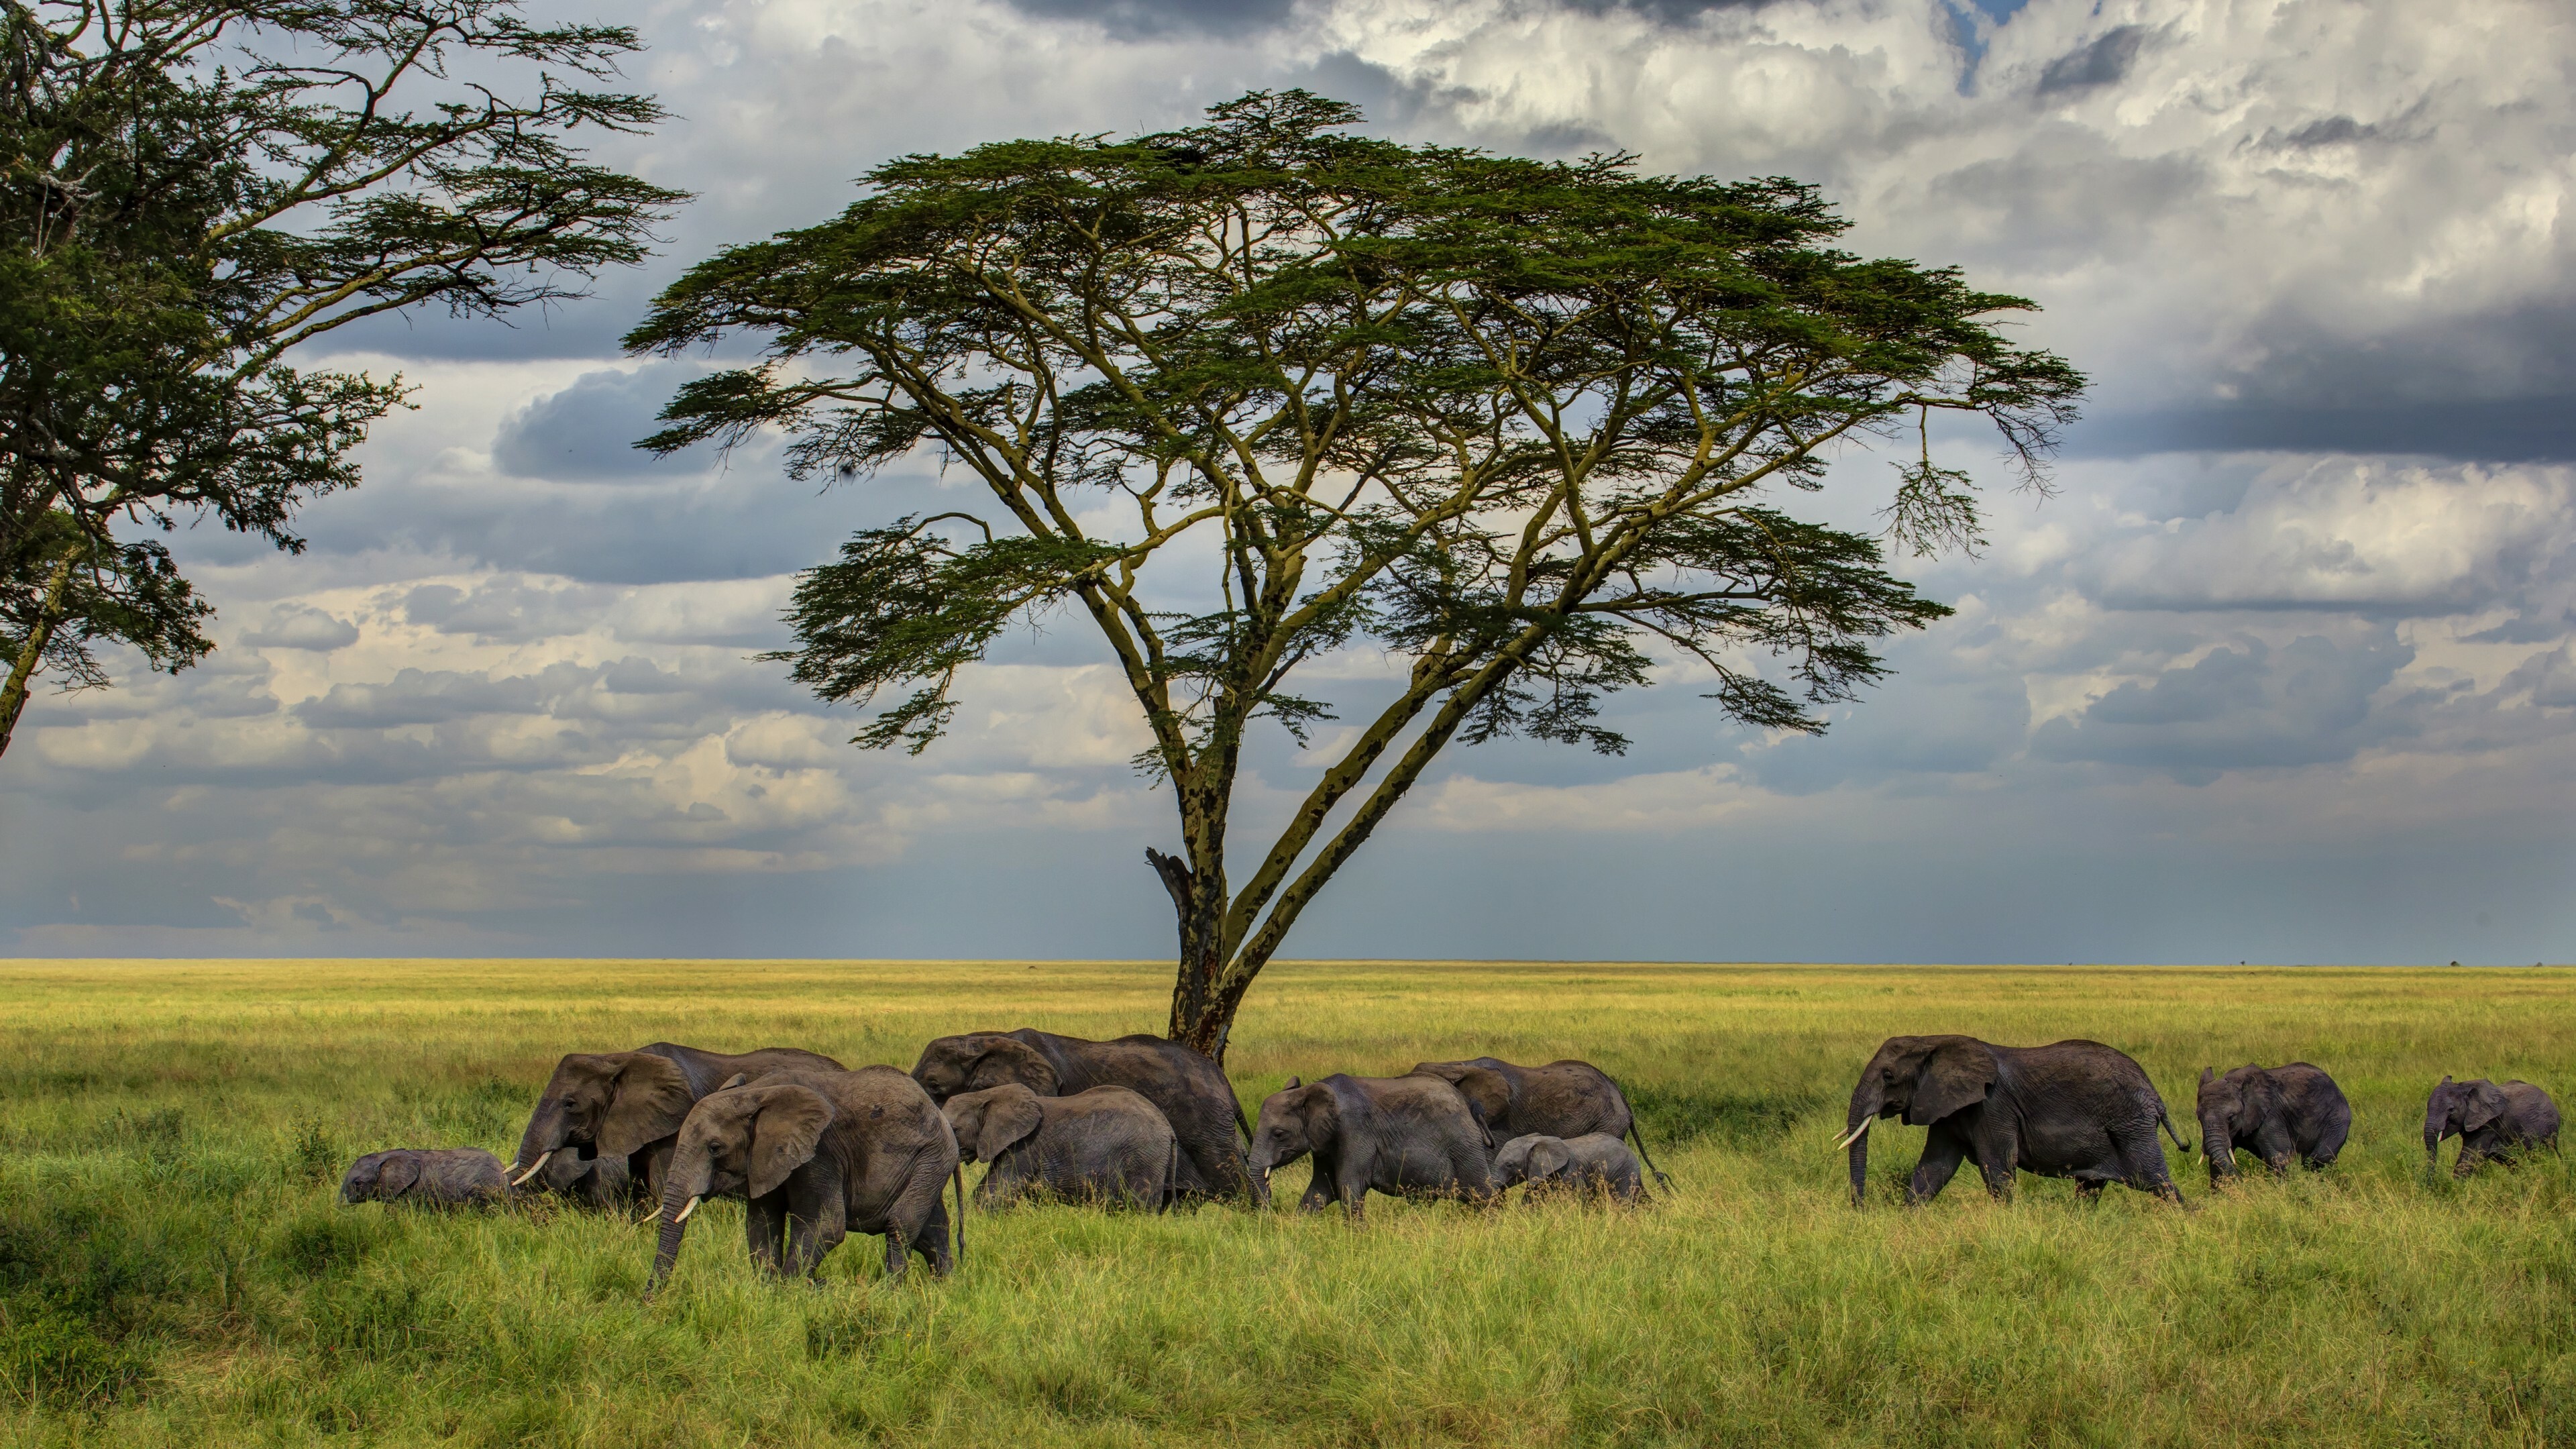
491;365;716;480
2035;25;2148;95
2074;398;2576;463
2031;633;2414;780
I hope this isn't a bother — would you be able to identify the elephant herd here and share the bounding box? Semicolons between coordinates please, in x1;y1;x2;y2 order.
1841;1034;2562;1207
336;1027;2564;1286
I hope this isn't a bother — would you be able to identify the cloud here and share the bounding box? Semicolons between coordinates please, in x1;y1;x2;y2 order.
2033;23;2147;95
2030;631;2414;780
238;605;361;651
10;0;2576;963
490;364;717;480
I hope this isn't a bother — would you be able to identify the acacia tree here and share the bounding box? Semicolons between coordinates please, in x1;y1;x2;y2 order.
630;93;2083;1065
0;0;686;757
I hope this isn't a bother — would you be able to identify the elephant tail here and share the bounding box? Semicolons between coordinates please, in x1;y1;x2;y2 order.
950;1161;967;1273
2159;1107;2192;1157
1232;1095;1252;1148
1164;1136;1181;1212
1626;1118;1672;1193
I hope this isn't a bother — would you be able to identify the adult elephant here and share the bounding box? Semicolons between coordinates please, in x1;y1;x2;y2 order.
2424;1076;2561;1177
1248;1073;1497;1220
2197;1063;2351;1181
1411;1056;1668;1185
910;1030;1258;1204
1839;1036;2191;1207
512;1042;843;1203
651;1067;959;1289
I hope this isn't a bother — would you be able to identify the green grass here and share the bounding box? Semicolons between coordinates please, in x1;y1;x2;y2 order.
3;958;2573;1446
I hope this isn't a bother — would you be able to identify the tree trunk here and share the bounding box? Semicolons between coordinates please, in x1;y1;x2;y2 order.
0;549;77;760
1151;847;1250;1067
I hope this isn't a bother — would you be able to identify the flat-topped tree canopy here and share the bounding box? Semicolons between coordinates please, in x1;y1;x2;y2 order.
629;90;2085;1063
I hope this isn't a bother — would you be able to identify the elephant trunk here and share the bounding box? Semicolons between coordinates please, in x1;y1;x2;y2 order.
1843;1077;1884;1207
649;1156;711;1290
514;1099;568;1179
2200;1116;2237;1179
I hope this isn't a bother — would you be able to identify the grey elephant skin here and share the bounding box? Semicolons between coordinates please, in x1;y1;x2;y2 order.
651;1067;961;1289
1249;1073;1497;1220
1493;1133;1645;1202
911;1029;1256;1203
339;1148;508;1208
943;1083;1178;1210
512;1042;843;1203
2196;1063;2351;1181
1842;1036;2190;1207
528;1146;633;1209
1411;1057;1668;1183
2424;1075;2561;1177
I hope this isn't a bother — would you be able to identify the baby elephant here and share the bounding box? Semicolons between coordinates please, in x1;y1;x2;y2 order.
1494;1133;1646;1202
942;1083;1178;1210
2196;1063;2351;1181
339;1148;509;1207
2426;1076;2562;1177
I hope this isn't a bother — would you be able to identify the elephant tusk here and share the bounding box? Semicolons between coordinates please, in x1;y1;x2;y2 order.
511;1150;554;1187
1834;1120;1872;1151
671;1195;701;1225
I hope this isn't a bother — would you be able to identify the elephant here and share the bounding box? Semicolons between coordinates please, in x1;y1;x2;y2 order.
2424;1076;2561;1177
527;1146;634;1210
911;1029;1258;1203
511;1042;843;1203
941;1083;1179;1210
1410;1056;1669;1185
339;1148;508;1207
2196;1063;2351;1181
1247;1073;1497;1220
1840;1036;2191;1207
1493;1132;1646;1202
650;1066;961;1289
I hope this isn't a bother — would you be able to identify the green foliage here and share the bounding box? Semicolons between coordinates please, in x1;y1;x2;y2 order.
1;957;2573;1445
629;93;2085;1042
0;0;687;747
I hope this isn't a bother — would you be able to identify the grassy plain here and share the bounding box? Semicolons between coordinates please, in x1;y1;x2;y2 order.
1;957;2571;1447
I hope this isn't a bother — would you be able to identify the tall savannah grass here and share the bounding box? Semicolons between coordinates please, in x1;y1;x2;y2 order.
2;957;2571;1446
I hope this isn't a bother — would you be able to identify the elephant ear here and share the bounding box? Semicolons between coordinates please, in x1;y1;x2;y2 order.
2463;1083;2505;1134
1442;1067;1513;1128
717;1073;749;1091
598;1053;696;1159
1297;1082;1342;1140
748;1086;837;1198
378;1153;423;1199
1907;1042;1995;1125
967;1037;1060;1096
972;1085;1044;1161
1528;1138;1574;1182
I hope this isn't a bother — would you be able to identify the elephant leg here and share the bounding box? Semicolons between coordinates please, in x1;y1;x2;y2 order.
745;1190;788;1275
1908;1128;1967;1204
1183;1130;1256;1205
1297;1152;1339;1214
2113;1128;2187;1207
1336;1153;1374;1223
916;1190;955;1277
879;1155;952;1279
2074;1179;2104;1204
786;1187;846;1282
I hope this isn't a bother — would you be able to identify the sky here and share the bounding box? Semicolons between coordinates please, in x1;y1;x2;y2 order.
3;0;2571;965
